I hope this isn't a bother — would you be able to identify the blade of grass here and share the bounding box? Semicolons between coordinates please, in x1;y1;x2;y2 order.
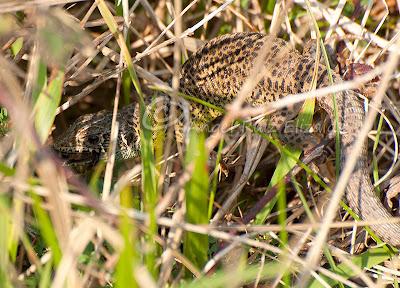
254;97;315;224
209;138;224;219
33;69;64;143
322;246;345;288
30;192;62;266
39;260;53;288
372;114;384;194
255;146;301;224
0;196;12;288
308;246;394;288
0;162;14;177
115;0;131;105
115;189;138;288
277;179;289;286
96;0;143;102
187;261;284;288
184;130;209;272
96;1;158;278
0;107;8;136
10;37;23;57
140;106;159;279
31;61;47;104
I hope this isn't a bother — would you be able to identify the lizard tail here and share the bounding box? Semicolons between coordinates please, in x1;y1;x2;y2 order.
319;90;400;247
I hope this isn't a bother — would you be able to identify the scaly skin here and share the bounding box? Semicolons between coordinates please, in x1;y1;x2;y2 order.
54;32;400;246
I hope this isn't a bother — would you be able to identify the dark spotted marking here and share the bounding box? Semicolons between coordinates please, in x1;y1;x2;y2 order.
317;69;328;88
189;54;255;83
305;62;314;72
267;78;272;88
189;47;252;75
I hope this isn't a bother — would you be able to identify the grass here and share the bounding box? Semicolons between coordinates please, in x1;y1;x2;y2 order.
1;0;400;287
184;131;209;273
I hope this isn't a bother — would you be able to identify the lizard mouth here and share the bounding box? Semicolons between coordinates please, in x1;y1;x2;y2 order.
58;150;101;172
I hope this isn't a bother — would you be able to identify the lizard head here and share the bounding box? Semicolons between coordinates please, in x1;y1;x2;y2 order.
53;105;141;173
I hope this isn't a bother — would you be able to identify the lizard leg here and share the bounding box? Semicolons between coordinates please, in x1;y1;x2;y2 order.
266;106;323;150
280;123;323;150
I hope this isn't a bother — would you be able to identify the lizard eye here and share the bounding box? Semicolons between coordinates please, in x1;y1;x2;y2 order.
88;134;99;144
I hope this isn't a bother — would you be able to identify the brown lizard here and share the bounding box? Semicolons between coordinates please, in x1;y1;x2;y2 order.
54;32;400;246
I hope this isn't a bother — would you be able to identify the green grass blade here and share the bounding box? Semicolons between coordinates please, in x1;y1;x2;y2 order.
187;261;284;288
209;138;224;218
30;192;62;265
277;180;290;286
255;146;301;224
0;107;8;136
0;196;12;288
115;215;138;288
140;107;159;279
255;78;316;224
184;130;209;271
308;246;394;287
33;70;64;143
38;260;52;288
96;2;159;278
32;61;47;104
114;0;132;105
322;246;345;288
0;162;15;177
115;208;138;288
10;37;23;57
96;0;143;102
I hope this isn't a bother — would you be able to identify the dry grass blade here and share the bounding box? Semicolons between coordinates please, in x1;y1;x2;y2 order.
0;0;88;13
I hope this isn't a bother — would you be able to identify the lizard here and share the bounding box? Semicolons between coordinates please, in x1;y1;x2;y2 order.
53;32;400;247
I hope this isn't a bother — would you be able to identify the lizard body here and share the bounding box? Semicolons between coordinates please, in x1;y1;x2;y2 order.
54;32;400;246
